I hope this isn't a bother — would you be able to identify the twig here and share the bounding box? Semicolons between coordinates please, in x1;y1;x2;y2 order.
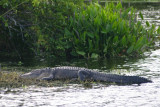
0;1;27;17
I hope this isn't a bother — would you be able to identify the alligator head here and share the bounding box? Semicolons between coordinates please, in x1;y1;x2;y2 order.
20;68;52;79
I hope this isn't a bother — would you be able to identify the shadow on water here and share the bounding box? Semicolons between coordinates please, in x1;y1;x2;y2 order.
0;56;139;73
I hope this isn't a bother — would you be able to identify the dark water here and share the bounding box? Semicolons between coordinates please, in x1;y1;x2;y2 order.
0;1;160;107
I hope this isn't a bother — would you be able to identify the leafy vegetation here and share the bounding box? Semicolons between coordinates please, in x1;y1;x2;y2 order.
65;2;160;58
0;0;159;60
0;0;83;59
100;0;160;2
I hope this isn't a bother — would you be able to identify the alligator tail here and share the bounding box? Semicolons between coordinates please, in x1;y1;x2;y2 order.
104;74;152;85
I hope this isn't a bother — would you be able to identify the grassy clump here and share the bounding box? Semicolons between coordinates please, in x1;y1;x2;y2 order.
0;71;96;88
0;72;39;88
0;71;66;88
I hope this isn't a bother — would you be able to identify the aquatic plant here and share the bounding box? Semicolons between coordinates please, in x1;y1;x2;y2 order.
64;2;159;58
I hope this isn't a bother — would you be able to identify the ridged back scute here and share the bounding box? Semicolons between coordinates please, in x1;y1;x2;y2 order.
53;66;93;72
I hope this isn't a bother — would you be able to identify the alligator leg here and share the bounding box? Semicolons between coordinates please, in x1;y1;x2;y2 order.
78;70;91;81
41;75;53;81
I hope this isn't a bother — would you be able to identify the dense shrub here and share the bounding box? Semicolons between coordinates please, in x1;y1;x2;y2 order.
0;0;35;59
0;0;83;59
64;2;160;58
0;1;159;60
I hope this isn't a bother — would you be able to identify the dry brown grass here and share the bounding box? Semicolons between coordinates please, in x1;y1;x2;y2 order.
0;71;53;88
0;71;84;88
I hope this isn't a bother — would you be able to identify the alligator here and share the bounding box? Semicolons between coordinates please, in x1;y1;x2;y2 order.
20;66;152;85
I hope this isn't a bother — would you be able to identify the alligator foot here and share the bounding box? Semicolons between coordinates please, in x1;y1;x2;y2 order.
78;70;91;81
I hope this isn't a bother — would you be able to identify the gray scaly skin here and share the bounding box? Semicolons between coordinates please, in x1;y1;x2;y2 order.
20;66;152;84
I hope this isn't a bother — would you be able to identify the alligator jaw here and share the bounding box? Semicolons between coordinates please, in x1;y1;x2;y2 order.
20;72;34;79
20;68;52;79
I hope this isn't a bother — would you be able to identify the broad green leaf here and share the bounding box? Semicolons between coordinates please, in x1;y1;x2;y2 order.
87;32;94;38
64;28;71;36
32;0;40;6
94;15;101;26
103;37;112;53
103;46;108;53
77;51;85;56
151;24;156;30
134;36;144;50
122;7;131;18
130;35;136;44
95;34;99;49
95;3;101;8
146;21;150;27
113;36;119;43
121;35;127;46
139;11;143;20
89;39;93;52
127;45;134;54
81;32;86;42
112;21;118;30
157;26;160;34
91;53;99;59
101;28;107;34
116;2;122;10
5;21;8;27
